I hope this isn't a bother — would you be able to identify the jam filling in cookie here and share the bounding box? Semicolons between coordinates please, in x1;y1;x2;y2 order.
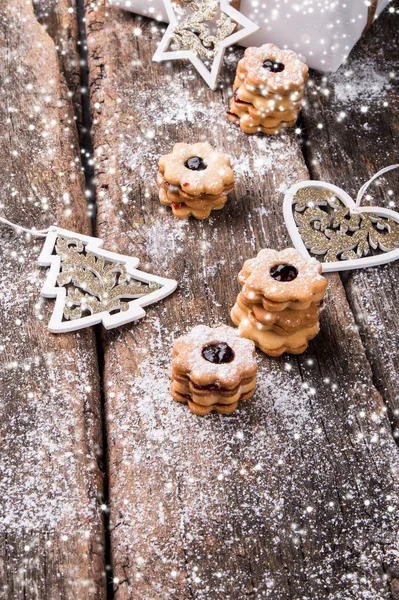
233;89;251;105
202;342;235;364
262;60;285;72
270;264;298;282
185;156;207;171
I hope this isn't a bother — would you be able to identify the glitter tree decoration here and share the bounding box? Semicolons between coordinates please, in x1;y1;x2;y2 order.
39;227;177;333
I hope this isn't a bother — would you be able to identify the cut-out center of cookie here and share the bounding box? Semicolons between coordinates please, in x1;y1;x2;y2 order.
202;342;235;364
270;264;298;282
262;60;285;73
184;156;207;171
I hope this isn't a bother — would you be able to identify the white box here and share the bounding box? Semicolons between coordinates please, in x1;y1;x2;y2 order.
109;0;391;71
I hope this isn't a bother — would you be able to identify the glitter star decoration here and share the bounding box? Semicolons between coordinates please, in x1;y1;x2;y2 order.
153;0;259;90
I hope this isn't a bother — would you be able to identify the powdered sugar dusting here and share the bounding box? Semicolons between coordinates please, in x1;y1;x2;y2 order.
0;233;102;539
108;335;399;599
329;58;392;104
86;15;399;598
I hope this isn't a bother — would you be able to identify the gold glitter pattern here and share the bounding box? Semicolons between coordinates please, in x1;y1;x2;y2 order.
293;188;399;263
55;237;159;320
170;0;237;60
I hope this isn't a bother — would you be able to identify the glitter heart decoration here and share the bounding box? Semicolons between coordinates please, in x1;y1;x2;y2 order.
283;165;399;272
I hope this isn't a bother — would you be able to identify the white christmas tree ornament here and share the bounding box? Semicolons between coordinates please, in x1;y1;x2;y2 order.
38;227;177;333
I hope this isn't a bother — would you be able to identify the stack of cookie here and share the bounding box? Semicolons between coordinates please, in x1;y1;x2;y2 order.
157;142;235;219
231;249;327;356
170;325;257;415
228;43;308;135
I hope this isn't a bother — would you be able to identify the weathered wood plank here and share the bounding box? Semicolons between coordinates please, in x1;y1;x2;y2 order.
0;1;105;597
86;6;399;599
301;2;399;435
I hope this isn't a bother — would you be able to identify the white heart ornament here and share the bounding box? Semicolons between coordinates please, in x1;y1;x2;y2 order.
283;180;399;272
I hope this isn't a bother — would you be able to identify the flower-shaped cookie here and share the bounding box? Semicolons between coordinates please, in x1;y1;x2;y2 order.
170;325;257;414
231;300;320;356
236;44;309;94
159;142;235;197
238;248;327;306
235;293;323;334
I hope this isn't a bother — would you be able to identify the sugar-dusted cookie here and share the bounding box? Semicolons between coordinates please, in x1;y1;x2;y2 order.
158;142;234;219
235;44;309;94
238;248;327;308
231;248;327;356
231;300;320;356
170;324;257;415
233;293;323;334
228;43;308;135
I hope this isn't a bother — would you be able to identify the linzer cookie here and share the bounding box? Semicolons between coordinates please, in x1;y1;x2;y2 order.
231;248;327;355
228;44;308;135
158;142;234;219
170;325;257;415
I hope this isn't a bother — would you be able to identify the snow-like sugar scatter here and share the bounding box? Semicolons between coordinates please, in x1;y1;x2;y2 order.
329;58;392;104
108;341;399;599
116;68;302;195
0;233;101;537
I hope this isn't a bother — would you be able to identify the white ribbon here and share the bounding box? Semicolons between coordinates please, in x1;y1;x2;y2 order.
355;164;399;209
0;216;49;237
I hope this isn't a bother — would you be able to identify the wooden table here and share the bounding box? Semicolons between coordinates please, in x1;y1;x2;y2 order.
1;1;399;598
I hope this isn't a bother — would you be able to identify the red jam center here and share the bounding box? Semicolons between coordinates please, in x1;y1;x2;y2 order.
202;342;235;364
270;264;298;282
185;156;207;171
262;60;285;73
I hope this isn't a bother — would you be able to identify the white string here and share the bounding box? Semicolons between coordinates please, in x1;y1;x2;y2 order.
355;164;399;208
0;216;50;238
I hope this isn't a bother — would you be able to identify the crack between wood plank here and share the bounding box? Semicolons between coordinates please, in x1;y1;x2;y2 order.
74;1;116;597
31;0;114;596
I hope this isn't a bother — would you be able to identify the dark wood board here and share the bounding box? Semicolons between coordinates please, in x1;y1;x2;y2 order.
301;2;399;435
0;1;105;598
84;4;399;599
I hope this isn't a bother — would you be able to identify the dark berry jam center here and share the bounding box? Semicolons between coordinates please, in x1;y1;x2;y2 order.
270;264;298;282
262;60;285;73
185;156;207;171
202;342;235;364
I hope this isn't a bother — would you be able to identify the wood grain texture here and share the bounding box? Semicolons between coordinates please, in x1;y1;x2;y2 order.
301;2;399;435
0;1;105;597
85;4;399;599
